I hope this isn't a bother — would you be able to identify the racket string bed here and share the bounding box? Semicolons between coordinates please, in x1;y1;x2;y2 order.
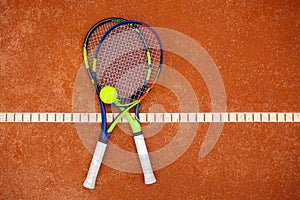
95;23;161;104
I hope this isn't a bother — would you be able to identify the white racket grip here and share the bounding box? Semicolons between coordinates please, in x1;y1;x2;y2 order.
134;134;156;185
83;141;108;189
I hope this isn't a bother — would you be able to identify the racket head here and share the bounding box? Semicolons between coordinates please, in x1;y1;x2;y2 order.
93;20;164;105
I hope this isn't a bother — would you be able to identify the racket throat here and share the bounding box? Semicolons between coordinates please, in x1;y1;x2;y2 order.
125;113;142;134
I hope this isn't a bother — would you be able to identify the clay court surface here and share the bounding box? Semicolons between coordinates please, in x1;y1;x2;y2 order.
0;0;299;199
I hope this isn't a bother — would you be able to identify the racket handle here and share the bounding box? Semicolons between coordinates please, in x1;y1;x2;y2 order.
133;134;156;185
83;141;107;189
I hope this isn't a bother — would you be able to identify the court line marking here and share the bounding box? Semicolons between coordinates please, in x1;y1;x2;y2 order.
0;112;299;123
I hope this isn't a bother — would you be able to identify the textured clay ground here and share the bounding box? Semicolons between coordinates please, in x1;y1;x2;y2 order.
0;1;299;199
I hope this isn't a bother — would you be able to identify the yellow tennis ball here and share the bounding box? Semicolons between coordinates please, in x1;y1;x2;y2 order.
100;86;118;104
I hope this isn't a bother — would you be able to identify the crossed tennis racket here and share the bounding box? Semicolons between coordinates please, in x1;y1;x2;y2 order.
82;17;164;189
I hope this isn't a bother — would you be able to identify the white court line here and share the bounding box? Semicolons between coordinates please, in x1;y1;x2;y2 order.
0;112;299;123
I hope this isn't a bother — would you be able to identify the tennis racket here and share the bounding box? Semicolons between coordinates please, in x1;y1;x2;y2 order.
82;20;164;189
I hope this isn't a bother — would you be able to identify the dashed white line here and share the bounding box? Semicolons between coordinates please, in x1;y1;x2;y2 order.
0;112;299;123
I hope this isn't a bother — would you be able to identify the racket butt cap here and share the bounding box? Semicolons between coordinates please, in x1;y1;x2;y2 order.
144;173;156;185
83;179;96;189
